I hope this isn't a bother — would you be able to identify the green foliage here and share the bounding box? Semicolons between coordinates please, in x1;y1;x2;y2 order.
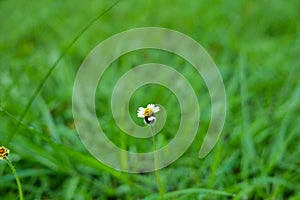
1;0;300;199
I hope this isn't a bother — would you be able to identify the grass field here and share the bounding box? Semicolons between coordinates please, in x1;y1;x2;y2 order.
1;0;300;199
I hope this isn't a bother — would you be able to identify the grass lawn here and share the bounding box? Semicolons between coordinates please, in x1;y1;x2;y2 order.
1;0;300;199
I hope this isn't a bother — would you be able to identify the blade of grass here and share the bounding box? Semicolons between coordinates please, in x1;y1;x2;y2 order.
63;176;80;200
208;142;222;187
239;55;256;180
39;97;61;143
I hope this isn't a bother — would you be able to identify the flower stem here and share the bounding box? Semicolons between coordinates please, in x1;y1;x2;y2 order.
5;157;24;200
150;125;164;200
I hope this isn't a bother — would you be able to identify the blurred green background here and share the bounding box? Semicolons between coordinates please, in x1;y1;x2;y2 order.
1;0;300;199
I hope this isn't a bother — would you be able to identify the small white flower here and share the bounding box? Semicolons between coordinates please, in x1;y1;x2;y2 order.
137;104;160;125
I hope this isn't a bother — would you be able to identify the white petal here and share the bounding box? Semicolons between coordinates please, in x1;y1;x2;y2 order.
137;107;145;118
153;105;160;113
138;107;145;112
137;113;144;118
147;104;160;113
147;104;155;109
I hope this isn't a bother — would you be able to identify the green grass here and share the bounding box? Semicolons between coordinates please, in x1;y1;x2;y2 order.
1;0;300;199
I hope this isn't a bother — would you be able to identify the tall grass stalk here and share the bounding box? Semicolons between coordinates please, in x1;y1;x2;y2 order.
150;125;164;200
5;157;23;200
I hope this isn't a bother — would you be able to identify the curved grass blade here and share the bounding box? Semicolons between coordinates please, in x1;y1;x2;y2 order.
6;0;122;145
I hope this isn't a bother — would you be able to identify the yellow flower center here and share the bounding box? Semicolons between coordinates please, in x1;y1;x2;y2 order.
144;108;153;117
0;147;9;159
